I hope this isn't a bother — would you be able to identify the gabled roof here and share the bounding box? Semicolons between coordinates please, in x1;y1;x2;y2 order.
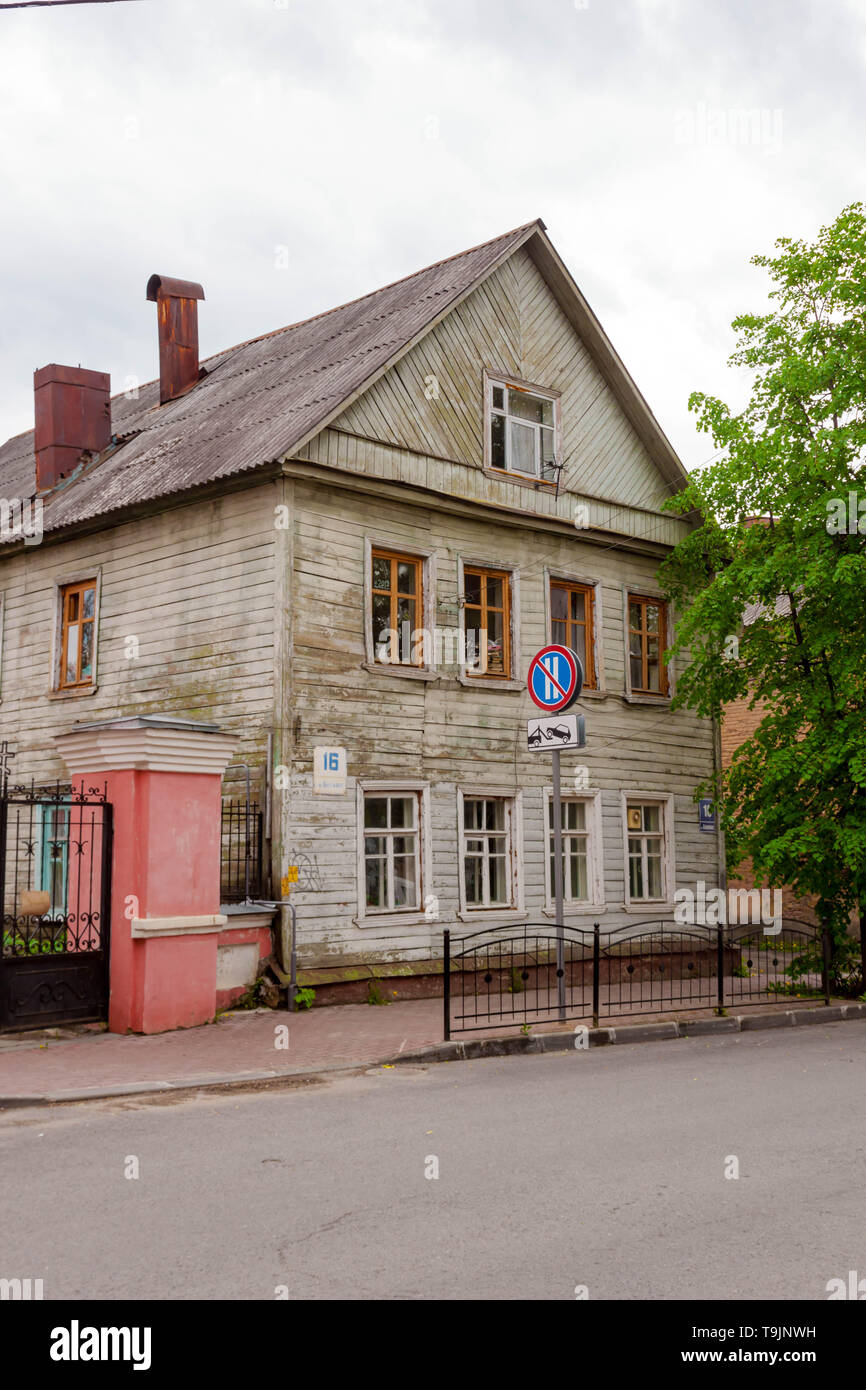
0;220;689;538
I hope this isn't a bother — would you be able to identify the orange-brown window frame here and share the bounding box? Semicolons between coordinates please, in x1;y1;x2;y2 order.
58;579;97;690
550;579;596;689
464;566;512;679
627;594;669;695
371;549;424;666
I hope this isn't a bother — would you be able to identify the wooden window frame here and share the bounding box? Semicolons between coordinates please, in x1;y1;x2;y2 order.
549;578;596;689
627;593;669;696
57;578;98;691
370;548;424;668
483;371;561;486
463;565;512;680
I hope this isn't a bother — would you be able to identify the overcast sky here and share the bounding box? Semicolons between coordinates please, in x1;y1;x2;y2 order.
1;0;864;472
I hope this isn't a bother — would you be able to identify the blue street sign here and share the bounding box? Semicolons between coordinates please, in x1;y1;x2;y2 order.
698;798;716;833
527;645;583;713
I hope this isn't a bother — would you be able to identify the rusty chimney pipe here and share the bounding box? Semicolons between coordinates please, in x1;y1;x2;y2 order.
146;274;205;404
33;364;112;493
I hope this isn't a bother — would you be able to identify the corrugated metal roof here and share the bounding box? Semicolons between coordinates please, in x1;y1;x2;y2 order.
0;222;540;537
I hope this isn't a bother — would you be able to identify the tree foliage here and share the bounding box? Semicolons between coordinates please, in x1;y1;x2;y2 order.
661;203;866;934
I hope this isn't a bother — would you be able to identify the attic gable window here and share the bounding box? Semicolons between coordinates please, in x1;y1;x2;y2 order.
486;376;560;483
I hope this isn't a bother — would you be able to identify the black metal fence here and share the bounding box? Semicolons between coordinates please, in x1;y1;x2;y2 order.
443;918;831;1039
220;798;265;903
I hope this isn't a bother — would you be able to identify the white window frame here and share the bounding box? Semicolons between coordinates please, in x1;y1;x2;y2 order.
355;781;431;926
620;792;676;910
542;788;604;914
49;567;102;697
483;371;561;484
362;537;437;679
457;788;525;918
456;554;522;689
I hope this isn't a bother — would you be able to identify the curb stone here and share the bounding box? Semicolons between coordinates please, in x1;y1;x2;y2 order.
790;1005;847;1025
678;1017;741;1036
2;1005;865;1106
0;1061;369;1110
738;1011;796;1030
395;1005;866;1067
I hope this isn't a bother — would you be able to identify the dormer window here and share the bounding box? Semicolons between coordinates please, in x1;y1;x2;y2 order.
486;376;560;483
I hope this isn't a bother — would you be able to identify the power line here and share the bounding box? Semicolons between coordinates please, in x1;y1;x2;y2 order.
0;1;145;9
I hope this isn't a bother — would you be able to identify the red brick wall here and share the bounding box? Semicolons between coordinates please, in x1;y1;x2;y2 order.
721;697;818;927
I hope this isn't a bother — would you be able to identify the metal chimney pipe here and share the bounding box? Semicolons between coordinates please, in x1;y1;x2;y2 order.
146;274;205;404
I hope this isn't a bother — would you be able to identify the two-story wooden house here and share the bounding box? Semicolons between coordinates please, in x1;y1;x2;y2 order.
0;220;722;994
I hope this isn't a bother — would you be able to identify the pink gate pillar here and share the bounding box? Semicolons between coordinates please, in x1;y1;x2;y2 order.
55;716;237;1035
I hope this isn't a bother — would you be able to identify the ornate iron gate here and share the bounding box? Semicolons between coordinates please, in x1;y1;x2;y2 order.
0;783;112;1032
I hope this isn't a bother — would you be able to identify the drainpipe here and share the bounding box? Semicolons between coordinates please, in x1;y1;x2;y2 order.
250;897;297;1012
713;710;727;911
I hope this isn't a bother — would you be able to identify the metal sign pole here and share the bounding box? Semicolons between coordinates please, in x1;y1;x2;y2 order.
552;747;565;1018
525;644;584;1026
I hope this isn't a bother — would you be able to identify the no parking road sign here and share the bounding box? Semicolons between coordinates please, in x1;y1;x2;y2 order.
526;644;585;1022
527;644;583;713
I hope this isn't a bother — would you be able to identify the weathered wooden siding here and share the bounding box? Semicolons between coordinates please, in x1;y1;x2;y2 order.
0;234;712;974
282;475;719;966
0;484;277;791
328;246;678;519
298;429;690;550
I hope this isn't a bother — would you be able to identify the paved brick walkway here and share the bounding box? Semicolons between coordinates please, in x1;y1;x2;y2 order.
0;1000;447;1099
0;986;835;1102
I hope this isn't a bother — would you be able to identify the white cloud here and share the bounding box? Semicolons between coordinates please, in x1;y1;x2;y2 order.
0;0;864;473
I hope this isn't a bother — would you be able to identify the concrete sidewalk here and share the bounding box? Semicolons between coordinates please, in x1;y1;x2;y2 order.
1;995;862;1105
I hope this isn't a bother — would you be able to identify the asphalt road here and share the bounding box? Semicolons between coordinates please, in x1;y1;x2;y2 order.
1;1022;865;1301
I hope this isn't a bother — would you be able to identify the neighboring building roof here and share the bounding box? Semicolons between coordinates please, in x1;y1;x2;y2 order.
743;594;793;626
0;219;690;539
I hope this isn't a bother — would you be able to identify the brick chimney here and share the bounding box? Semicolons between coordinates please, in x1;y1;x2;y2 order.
146;274;205;404
33;364;112;493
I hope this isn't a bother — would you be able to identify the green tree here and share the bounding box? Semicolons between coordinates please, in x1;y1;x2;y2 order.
661;202;866;982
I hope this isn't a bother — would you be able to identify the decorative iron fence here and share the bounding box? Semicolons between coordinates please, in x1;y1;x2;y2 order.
1;780;112;1031
443;918;831;1039
220;798;265;903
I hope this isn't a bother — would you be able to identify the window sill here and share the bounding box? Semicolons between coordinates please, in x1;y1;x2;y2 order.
574;687;608;700
46;683;99;699
483;466;558;491
362;662;439;682
622;902;676;914
541;905;606;917
354;911;432;929
457;675;524;692
622;692;671;706
456;909;527;923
